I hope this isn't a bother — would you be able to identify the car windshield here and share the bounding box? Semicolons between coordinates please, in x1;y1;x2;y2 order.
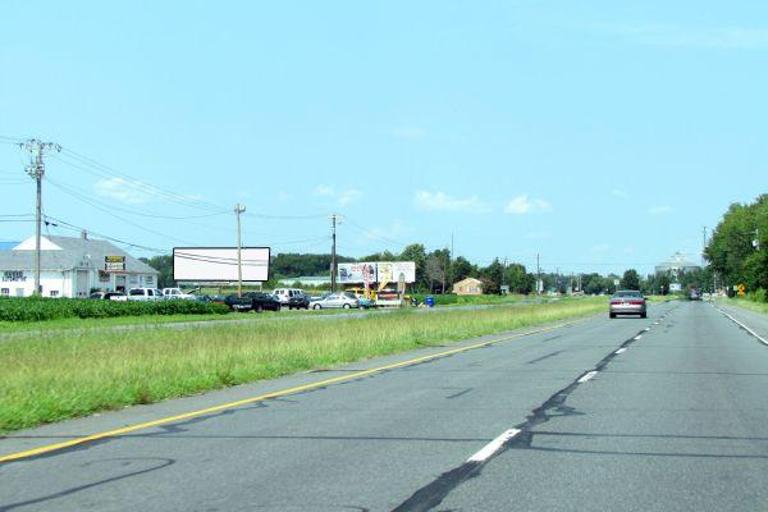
613;291;641;298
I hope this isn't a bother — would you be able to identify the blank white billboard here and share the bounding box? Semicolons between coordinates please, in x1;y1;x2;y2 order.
173;247;270;282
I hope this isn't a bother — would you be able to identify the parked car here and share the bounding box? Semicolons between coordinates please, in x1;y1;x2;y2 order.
247;292;282;312
273;288;305;305
309;292;360;310
127;288;164;301
609;290;647;318
162;287;195;300
89;291;128;301
286;291;310;310
224;292;281;312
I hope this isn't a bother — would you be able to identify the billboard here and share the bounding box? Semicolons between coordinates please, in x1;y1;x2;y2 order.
337;261;415;284
337;262;377;284
104;255;126;272
173;247;270;282
376;261;416;284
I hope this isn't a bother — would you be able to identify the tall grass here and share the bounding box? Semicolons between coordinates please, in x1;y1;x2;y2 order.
0;298;605;432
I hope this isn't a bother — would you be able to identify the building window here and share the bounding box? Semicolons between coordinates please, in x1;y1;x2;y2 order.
50;290;60;298
1;288;8;296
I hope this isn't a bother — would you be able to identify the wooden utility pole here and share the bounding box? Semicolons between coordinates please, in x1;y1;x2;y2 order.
20;139;60;296
234;203;246;297
330;214;339;292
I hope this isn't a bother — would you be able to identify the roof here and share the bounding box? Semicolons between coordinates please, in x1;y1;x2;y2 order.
454;277;483;286
656;251;700;271
0;235;159;274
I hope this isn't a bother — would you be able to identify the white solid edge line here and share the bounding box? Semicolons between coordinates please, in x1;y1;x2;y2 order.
615;347;627;354
577;370;599;383
717;308;768;346
467;429;522;463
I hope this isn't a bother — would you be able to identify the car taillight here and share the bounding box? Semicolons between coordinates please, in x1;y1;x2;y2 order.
628;300;644;305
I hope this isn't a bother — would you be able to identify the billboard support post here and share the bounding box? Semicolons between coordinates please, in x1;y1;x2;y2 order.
234;204;246;297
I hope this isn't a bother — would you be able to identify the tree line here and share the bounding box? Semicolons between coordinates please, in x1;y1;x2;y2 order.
705;194;767;300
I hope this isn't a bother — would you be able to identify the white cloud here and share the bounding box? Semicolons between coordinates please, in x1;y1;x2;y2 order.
591;243;611;253
597;23;768;50
313;184;335;197
392;126;426;140
414;191;491;214
337;189;361;207
313;184;362;207
93;177;155;205
648;205;672;215
611;189;628;198
504;195;552;215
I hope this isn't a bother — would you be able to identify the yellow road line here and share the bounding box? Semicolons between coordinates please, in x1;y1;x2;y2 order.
0;321;575;463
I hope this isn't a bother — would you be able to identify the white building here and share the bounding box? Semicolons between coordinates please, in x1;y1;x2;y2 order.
0;233;159;298
654;252;701;281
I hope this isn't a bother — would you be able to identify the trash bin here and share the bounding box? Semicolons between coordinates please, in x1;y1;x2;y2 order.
425;295;435;308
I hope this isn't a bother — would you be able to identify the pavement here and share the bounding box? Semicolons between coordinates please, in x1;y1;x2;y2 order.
1;300;767;511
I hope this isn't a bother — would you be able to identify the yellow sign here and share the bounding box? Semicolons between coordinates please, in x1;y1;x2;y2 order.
737;283;746;296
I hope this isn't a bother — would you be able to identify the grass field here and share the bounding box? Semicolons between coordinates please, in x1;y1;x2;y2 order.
0;297;607;432
720;297;768;315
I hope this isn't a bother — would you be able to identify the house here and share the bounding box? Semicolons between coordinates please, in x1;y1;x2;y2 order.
0;233;159;298
453;277;484;296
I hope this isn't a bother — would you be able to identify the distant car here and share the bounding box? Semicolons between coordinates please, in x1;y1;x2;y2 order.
689;289;702;301
609;290;647;318
309;292;360;310
273;288;306;306
127;288;163;301
89;291;128;301
162;287;195;300
224;292;282;312
286;292;310;310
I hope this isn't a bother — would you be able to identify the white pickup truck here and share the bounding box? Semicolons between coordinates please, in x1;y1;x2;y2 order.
161;287;196;300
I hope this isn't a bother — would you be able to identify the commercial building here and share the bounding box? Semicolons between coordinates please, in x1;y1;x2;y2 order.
654;252;701;279
453;277;484;296
0;233;159;298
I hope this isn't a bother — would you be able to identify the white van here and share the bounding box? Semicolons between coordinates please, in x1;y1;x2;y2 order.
272;288;304;305
127;288;163;301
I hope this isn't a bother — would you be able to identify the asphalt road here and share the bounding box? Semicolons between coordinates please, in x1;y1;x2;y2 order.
2;301;767;511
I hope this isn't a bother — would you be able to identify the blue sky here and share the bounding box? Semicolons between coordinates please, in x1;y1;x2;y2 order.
1;1;766;276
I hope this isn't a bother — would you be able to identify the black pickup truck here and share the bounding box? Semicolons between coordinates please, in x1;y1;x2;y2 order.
224;292;282;312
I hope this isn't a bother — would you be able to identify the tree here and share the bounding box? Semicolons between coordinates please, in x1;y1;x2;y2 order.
620;269;640;290
480;259;504;294
505;263;534;294
141;255;174;288
706;194;767;292
425;249;451;293
400;243;427;290
451;256;475;284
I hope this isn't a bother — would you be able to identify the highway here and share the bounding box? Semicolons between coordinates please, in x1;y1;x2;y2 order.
2;301;767;511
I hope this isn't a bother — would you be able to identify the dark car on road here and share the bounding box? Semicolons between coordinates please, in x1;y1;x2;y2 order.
609;290;647;318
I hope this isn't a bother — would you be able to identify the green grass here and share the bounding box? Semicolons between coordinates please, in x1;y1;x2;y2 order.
720;297;768;315
0;312;245;333
0;297;607;432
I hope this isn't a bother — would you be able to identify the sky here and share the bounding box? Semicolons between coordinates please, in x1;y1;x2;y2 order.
1;1;767;276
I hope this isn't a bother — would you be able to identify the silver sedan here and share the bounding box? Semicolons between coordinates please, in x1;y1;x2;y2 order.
609;290;647;318
310;292;360;310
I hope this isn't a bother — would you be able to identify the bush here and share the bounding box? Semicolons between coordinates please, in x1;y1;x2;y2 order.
0;297;229;322
747;288;767;303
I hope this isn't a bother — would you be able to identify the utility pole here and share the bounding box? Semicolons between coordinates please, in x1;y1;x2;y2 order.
330;214;339;292
20;139;60;296
234;203;246;297
536;253;541;295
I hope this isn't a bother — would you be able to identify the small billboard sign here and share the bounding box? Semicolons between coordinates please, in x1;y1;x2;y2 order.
104;256;126;272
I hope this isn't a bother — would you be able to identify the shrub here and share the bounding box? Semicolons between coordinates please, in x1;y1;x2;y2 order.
0;297;229;322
